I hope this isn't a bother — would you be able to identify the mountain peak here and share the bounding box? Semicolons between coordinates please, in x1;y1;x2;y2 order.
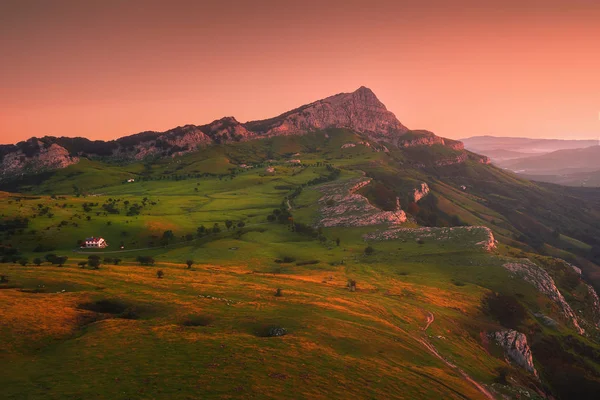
243;86;408;138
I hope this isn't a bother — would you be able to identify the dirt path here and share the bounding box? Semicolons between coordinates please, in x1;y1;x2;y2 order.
423;311;434;331
418;311;495;400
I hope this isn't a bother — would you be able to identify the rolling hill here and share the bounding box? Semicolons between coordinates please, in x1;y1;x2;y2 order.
2;88;600;399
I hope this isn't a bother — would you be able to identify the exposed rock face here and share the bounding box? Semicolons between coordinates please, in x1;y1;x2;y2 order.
585;284;600;327
434;152;468;167
476;227;497;251
316;178;407;228
0;140;79;178
244;86;409;140
492;330;538;377
412;183;430;202
503;261;584;334
398;130;464;150
364;225;495;252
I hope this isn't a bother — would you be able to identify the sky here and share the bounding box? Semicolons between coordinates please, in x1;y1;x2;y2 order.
1;0;600;144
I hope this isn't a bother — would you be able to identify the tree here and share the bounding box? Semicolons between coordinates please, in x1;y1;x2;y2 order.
275;288;283;297
136;256;155;266
212;223;221;234
348;280;357;292
364;246;375;255
55;256;68;267
186;260;194;269
157;270;164;279
113;258;122;265
162;230;174;245
45;253;57;264
225;220;233;230
33;257;42;266
237;221;246;229
88;259;100;269
78;261;88;268
103;257;113;264
18;258;28;266
197;225;206;237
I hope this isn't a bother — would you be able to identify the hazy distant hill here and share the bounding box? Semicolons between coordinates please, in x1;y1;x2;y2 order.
500;146;600;174
462;135;598;155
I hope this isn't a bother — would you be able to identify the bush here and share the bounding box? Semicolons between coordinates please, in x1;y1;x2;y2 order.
157;270;164;279
136;256;155;266
55;256;68;267
483;292;527;329
364;246;375;255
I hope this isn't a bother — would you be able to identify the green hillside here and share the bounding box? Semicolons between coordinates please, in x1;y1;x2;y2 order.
2;129;600;399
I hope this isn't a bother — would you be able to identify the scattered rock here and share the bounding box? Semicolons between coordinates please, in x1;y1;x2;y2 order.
267;327;287;337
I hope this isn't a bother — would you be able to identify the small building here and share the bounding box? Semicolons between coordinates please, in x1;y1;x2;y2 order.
83;237;108;248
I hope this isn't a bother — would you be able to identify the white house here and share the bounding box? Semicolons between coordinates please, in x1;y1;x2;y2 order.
83;237;108;248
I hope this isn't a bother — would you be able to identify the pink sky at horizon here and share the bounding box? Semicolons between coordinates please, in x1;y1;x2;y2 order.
1;0;600;144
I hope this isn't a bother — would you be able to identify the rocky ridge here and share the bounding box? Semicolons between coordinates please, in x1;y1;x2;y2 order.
502;261;584;334
316;178;407;228
1;87;472;178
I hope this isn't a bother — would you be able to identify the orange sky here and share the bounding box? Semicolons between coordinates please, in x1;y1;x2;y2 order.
1;0;599;144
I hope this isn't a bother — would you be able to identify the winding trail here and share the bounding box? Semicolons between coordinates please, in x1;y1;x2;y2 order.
418;311;495;400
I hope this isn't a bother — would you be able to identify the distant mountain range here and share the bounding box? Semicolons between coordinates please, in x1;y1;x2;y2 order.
462;135;598;155
462;136;600;187
0;87;473;179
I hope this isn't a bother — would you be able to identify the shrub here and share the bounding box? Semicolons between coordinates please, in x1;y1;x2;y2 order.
186;260;194;269
483;292;527;329
364;246;375;255
136;256;155;266
157;270;164;279
33;257;42;266
55;256;68;267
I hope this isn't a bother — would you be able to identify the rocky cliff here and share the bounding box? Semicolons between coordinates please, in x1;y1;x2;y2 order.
492;330;538;377
0;139;79;179
1;87;473;178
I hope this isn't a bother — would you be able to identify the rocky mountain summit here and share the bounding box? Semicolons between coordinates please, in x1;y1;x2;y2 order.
1;87;472;179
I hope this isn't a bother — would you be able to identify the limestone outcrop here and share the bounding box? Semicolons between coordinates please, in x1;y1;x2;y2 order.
492;330;538;377
503;261;584;334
